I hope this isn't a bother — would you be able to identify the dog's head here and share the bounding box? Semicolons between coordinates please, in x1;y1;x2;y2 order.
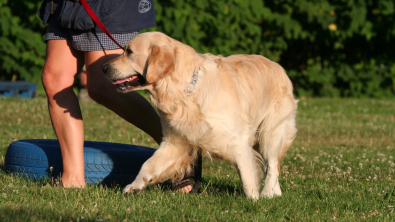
102;32;181;92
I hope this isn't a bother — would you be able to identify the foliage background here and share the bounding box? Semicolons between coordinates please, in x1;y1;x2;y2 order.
1;0;394;97
0;0;46;84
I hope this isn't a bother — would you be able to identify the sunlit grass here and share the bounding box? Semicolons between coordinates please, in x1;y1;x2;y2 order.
0;95;394;221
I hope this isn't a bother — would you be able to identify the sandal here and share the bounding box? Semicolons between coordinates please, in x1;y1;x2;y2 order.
173;151;202;193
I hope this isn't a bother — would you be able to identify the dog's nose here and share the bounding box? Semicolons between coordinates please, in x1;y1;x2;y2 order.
102;63;110;73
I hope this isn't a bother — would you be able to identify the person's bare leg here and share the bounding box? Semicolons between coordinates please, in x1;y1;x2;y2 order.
42;40;86;187
78;66;93;102
84;50;163;143
80;69;88;86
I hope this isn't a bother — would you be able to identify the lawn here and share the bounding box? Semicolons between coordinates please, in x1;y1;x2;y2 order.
0;94;394;221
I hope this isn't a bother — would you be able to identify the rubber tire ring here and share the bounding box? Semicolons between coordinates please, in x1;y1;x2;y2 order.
4;139;156;186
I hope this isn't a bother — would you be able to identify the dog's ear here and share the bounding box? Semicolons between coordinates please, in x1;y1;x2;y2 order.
145;45;175;83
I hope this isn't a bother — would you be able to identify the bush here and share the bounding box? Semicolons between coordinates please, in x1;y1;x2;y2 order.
0;0;46;83
153;0;395;97
0;0;394;97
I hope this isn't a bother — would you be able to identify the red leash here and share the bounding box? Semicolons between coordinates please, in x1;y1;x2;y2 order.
80;0;125;50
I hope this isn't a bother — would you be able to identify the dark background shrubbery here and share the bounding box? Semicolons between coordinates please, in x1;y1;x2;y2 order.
1;0;394;97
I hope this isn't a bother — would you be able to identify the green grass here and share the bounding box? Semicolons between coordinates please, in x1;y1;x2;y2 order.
1;94;394;221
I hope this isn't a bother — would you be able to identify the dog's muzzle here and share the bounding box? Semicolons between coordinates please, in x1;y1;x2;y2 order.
102;63;146;92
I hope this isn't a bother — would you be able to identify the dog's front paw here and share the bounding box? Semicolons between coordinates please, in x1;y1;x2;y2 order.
123;184;143;195
260;189;275;198
260;184;282;198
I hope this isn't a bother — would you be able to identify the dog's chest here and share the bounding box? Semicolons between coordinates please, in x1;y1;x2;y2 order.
161;103;212;144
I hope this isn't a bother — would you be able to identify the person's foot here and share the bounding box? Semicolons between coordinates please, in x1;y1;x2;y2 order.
60;174;86;188
47;177;84;188
182;185;193;193
174;152;202;193
174;177;198;193
61;180;85;188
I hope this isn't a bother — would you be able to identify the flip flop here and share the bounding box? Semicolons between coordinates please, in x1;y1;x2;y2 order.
173;151;202;193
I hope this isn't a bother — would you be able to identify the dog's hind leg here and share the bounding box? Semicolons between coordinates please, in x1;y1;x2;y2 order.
259;122;286;198
123;140;194;194
232;141;260;200
259;98;297;198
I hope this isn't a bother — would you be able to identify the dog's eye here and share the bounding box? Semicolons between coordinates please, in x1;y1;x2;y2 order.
126;48;133;54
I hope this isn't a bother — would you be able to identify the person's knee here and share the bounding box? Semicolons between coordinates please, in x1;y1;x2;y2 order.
42;66;75;97
42;66;59;96
42;66;53;86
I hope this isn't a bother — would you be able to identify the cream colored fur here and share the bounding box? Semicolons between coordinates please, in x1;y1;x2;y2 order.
103;32;298;199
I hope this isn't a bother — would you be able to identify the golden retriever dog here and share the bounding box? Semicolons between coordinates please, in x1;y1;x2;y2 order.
102;32;298;199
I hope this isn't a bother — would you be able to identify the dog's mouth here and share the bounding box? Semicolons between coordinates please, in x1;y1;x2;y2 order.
112;74;147;92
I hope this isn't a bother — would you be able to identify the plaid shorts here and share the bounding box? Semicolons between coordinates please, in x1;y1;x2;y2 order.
44;17;139;51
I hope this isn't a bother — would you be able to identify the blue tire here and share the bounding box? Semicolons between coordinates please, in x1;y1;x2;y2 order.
4;139;156;186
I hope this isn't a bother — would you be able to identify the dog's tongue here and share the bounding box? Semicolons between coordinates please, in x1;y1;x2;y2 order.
112;76;139;85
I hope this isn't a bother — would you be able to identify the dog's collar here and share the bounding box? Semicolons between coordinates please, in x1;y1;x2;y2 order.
186;68;201;94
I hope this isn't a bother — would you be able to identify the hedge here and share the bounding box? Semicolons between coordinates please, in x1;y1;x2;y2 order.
1;0;394;97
